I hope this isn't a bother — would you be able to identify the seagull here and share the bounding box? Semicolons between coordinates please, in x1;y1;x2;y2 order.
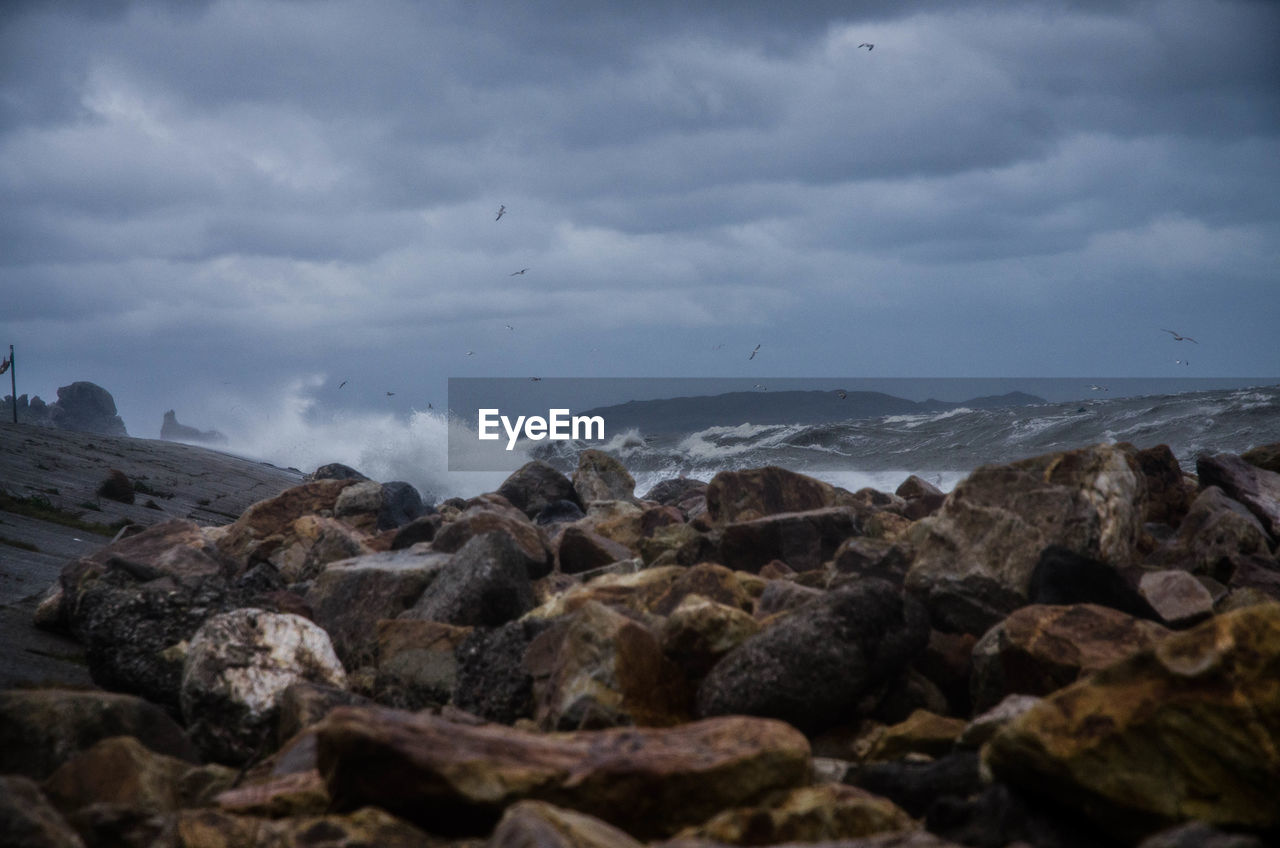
835;389;847;399
510;268;528;276
529;377;542;382
386;391;395;397
505;324;514;331
466;350;475;356
1090;385;1109;392
1162;329;1198;343
1176;359;1190;366
495;205;506;221
338;380;347;389
858;43;874;50
748;344;761;360
753;384;768;391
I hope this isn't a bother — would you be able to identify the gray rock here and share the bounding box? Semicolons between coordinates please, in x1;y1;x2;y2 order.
1197;452;1280;539
47;382;128;436
498;460;581;519
696;579;929;733
453;617;555;724
160;409;226;444
0;775;86;848
378;480;427;530
572;449;636;503
406;532;537;627
1137;569;1215;627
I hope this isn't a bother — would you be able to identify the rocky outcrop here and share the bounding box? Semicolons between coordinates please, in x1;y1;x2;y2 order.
160;410;226;444
37;382;129;436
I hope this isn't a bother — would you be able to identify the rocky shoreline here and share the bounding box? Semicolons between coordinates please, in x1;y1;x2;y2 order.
3;433;1280;847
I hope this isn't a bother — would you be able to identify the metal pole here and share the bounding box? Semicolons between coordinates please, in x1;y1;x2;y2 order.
9;345;14;424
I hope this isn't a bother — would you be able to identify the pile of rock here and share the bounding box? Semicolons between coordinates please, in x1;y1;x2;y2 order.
5;443;1280;848
2;381;128;436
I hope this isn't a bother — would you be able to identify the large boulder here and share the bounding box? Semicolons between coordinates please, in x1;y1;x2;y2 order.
573;449;636;503
1150;486;1274;579
697;579;930;733
316;708;811;838
180;609;347;764
452;617;555;724
1196;453;1280;539
499;460;582;519
905;443;1149;635
47;381;127;436
984;602;1280;839
719;507;861;573
432;506;554;579
404;532;537;627
706;466;852;525
160;409;226;444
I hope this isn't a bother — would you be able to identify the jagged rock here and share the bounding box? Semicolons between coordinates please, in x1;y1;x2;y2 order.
849;752;983;820
180;609;347;764
405;532;537;627
500;460;583;519
527;600;691;730
1131;443;1194;527
697;579;930;733
720;507;862;573
706;466;854;524
172;806;430;847
1241;442;1280;475
674;783;917;844
433;506;554;579
1151;486;1274;579
1027;545;1154;617
984;602;1280;838
490;800;645;848
639;523;720;567
305;462;368;482
659;595;763;682
303;548;448;668
832;537;914;586
527;566;688;620
1136;570;1215;627
389;512;443;548
905;443;1149;635
556;525;636;574
642;478;709;513
375;619;471;710
274;682;372;745
316;708;811;838
896;475;948;520
453;617;555;724
969;603;1170;713
160;410;226;444
40;736;235;814
47;382;128;436
650;563;761;616
0;689;197;781
573;449;637;503
866;710;967;761
1196;452;1280;539
0;775;85;848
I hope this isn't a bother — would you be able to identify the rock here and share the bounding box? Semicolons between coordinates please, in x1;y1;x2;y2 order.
969;603;1170;713
926;782;1115;848
180;609;347;764
433;506;554;579
753;580;823;618
172;806;430;847
866;710;967;761
957;693;1042;750
94;468;135;504
643;478;708;509
557;525;636;574
405;532;537;627
649;563;761;617
0;775;85;848
160;410;226;444
896;475;948;521
719;507;861;573
305;462;368;482
1196;452;1280;539
389;513;443;549
453;617;555;724
489;800;645;848
1154;486;1274;579
528;600;691;730
639;523;720;567
303;548;449;668
659;595;763;682
500;460;583;519
377;481;428;530
706;466;852;524
536;499;587;527
1137;820;1269;848
213;768;330;818
375;619;471;710
1027;544;1155;617
832;537;913;586
905;443;1149;635
40;735;235;814
331;479;386;533
1137;569;1215;627
1132;443;1194;526
48;382;128;436
984;602;1280;838
912;630;977;718
573;449;637;503
275;682;372;744
674;783;917;844
849;752;982;819
527;566;688;621
0;689;197;781
697;579;930;733
1241;442;1280;475
316;708;811;838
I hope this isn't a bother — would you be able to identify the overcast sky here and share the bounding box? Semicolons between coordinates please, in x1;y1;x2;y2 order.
2;0;1278;438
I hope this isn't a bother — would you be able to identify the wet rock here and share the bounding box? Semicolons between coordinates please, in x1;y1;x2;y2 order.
0;775;85;848
374;619;471;710
905;443;1149;635
832;537;914;586
213;768;329;818
405;532;537;627
573;449;637;503
0;689;197;781
209;479;367;573
1027;545;1154;617
557;525;636;574
659;595;763;682
1196;452;1280;539
389;512;443;549
1132;443;1195;527
528;566;689;620
674;783;917;844
984;602;1280;838
1136;570;1215;627
649;562;759;616
849;752;982;819
970;603;1170;713
433;506;554;579
377;481;428;530
500;460;582;519
1152;487;1274;579
697;579;930;733
180;609;348;764
489;800;645;848
896;475;948;521
639;523;720;567
643;477;708;508
316;708;811;838
706;466;853;524
527;600;691;730
304;463;368;482
453;618;555;724
303;548;448;668
720;507;861;573
957;693;1042;750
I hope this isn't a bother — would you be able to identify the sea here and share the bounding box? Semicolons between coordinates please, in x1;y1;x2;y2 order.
216;382;1280;503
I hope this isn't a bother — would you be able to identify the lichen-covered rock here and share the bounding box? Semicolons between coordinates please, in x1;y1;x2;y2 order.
316;708;811;838
209;479;366;572
984;602;1280;838
660;595;763;682
180;609;347;764
905;443;1149;635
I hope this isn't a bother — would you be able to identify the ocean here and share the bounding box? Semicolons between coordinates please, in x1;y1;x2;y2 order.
216;381;1280;503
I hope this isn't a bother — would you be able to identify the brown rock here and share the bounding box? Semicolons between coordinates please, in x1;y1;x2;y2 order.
674;783;917;845
1136;570;1215;628
214;769;329;818
1196;452;1280;539
867;710;967;761
720;507;861;573
706;466;850;525
528;566;687;620
490;801;645;848
660;596;763;681
0;775;85;848
639;523;720;567
41;736;234;814
573;450;637;503
173;806;431;847
1151;486;1273;579
832;537;913;586
210;478;364;570
316;708;811;838
984;602;1280;837
649;563;760;616
375;618;472;710
556;525;636;574
1241;442;1280;474
500;460;582;519
275;682;372;745
434;506;554;579
95;468;135;504
1131;443;1195;527
970;603;1170;713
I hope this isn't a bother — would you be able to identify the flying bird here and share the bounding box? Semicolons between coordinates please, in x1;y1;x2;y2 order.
1090;385;1109;392
1177;359;1190;366
386;391;395;397
1162;329;1198;343
466;350;475;356
338;380;347;389
858;43;874;50
835;389;847;399
505;324;514;331
495;205;506;221
510;269;528;276
529;377;542;382
748;344;761;360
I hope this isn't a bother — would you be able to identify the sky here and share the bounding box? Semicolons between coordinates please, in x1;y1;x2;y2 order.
2;0;1279;441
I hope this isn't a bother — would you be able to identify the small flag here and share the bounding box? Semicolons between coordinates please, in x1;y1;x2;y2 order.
0;355;9;375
